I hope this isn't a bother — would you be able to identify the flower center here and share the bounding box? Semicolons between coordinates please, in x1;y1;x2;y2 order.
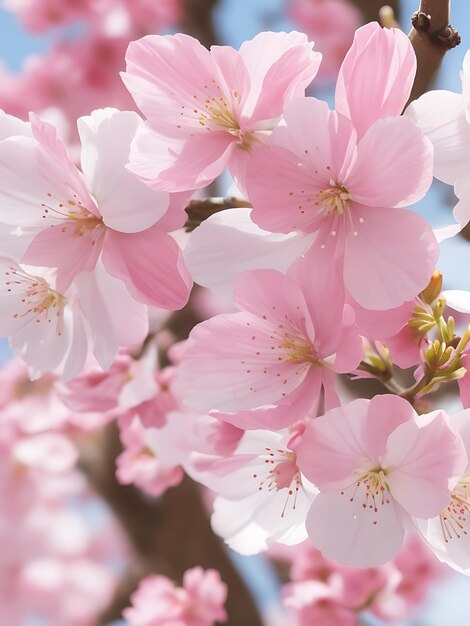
253;448;302;518
280;336;317;363
349;467;391;512
41;193;104;237
317;181;350;217
199;96;239;132
5;267;66;335
440;476;470;543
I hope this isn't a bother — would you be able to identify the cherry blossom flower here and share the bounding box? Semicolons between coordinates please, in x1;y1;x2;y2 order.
0;108;192;309
0;255;150;379
406;50;470;240
185;23;437;311
246;92;436;311
179;261;362;430
0;259;89;380
122;31;321;193
187;425;316;555
296;394;466;567
123;567;227;626
415;408;470;574
283;580;356;626
116;414;184;497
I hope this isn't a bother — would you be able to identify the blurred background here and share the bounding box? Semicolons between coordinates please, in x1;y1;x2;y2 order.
1;1;470;625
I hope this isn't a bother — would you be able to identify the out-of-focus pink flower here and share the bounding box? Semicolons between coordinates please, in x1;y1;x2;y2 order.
179;262;362;430
123;567;228;626
122;31;321;193
116;415;184;497
297;394;466;567
289;0;361;82
283;580;356;626
370;536;445;621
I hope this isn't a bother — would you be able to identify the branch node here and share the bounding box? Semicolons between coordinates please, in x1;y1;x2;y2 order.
411;10;461;50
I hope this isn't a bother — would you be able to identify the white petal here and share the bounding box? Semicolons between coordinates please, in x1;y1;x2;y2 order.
442;289;470;314
305;487;405;567
78;108;169;233
184;208;314;299
406;91;470;185
74;261;148;370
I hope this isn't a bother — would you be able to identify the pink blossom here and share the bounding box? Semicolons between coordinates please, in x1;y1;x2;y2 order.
187;426;316;555
179;261;362;430
370;536;444;621
246;27;436;311
0;108;192;310
296;394;466;567
57;348;157;414
415;408;470;574
289;0;361;82
122;31;321;193
2;0;96;33
0;256;149;378
116;415;184;497
123;567;227;626
283;580;356;626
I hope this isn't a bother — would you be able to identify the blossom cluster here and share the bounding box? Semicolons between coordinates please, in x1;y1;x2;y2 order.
1;10;470;626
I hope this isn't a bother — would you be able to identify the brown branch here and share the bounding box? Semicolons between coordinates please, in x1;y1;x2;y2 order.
81;424;264;626
408;0;460;104
180;0;220;47
185;197;252;232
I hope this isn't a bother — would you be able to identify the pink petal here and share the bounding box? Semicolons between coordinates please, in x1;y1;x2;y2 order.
239;31;321;122
123;33;218;132
344;206;438;310
155;191;193;232
347;116;433;209
335;22;416;137
458;358;470;410
296;399;372;490
213;367;323;430
179;310;313;414
127;123;234;192
78;108;169;233
233;268;312;332
210;44;250;119
353;300;414;339
306;489;405;567
21;221;105;293
384;411;467;518
102;227;192;310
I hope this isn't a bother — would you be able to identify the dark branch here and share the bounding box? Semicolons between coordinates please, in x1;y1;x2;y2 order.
408;0;460;104
185;197;252;232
